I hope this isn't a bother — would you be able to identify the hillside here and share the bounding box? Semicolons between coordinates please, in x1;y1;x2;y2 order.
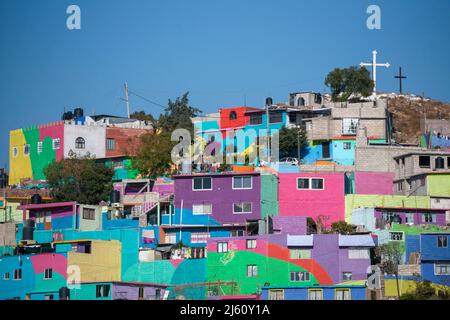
386;95;450;144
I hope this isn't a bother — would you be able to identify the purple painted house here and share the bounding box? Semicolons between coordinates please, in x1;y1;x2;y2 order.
158;172;262;247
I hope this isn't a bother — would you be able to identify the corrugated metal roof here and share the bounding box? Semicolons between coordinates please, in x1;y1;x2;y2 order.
287;235;314;246
338;234;375;247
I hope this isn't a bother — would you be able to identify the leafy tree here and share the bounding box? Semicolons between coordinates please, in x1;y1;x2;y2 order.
327;221;356;234
278;127;308;159
325;66;374;102
377;242;405;298
132;132;174;178
44;156;114;205
158;92;202;135
130;110;156;126
400;281;450;300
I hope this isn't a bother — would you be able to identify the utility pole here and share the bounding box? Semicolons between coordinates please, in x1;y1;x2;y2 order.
124;82;131;118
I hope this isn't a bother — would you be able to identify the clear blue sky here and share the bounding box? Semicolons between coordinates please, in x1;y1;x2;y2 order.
0;0;449;169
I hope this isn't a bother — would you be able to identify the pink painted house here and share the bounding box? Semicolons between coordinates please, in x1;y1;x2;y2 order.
278;173;345;226
354;172;394;195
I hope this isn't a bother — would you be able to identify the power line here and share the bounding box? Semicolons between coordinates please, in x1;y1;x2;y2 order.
128;89;167;110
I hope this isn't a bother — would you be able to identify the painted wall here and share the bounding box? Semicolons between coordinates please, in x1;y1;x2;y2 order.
170;173;261;225
354;172;394;195
427;174;450;197
345;194;431;223
63;124;106;159
9;123;64;185
261;174;279;218
0;253;67;300
278;173;345;226
105;127;148;158
261;285;367;300
67;240;122;283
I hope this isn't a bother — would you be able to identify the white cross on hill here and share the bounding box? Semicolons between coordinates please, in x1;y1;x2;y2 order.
360;50;390;95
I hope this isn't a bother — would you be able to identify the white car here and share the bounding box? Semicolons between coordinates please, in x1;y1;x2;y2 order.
278;157;299;166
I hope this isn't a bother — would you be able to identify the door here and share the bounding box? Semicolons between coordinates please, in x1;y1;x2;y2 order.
322;142;330;159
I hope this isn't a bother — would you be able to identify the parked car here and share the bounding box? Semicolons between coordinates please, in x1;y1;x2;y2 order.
278;157;299;166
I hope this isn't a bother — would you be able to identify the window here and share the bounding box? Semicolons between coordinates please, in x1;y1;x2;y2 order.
389;232;403;241
75;137;85;149
342;272;352;281
290;271;310;282
437;236;448;248
23;144;30;156
233;176;252;189
343;142;352;150
269;112;282;124
233;202;252;214
35;211;51;224
231;230;245;237
419;156;430;168
138;287;144;300
435;263;450;275
288;113;298;125
348;249;370;259
165;233;176;244
12;146;18;158
155;289;161;300
297;178;324;190
82;208;96;220
311;178;324;189
52;138;61;150
247;265;258;277
192;204;212;215
297;178;309;189
342;118;359;135
308;289;323;300
250;114;262;125
106;138;115;150
72;242;92;254
191;232;210;244
13;269;22;280
268;289;284;300
193;177;212;190
246;239;257;249
229;111;237;120
44;295;54;300
4;272;10;280
448;157;450;169
435;157;445;169
217;242;228;253
405;213;414;224
37;141;43;154
44;268;53;280
335;289;351;300
423;213;436;223
96;284;110;298
289;249;311;259
397;182;403;191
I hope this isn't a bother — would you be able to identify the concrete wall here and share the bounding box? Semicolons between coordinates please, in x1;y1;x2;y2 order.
63;124;106;158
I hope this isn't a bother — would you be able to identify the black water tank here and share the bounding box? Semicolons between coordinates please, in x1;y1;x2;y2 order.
110;190;120;203
31;194;42;204
59;287;70;300
62;111;74;121
0;171;8;188
265;97;273;106
74;108;84;118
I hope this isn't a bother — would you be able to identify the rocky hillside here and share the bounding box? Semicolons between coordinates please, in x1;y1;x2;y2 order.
386;95;450;144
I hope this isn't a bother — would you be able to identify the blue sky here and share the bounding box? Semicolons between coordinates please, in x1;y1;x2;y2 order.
0;0;449;169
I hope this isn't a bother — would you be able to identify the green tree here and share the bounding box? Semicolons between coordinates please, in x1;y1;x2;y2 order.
132;132;174;179
158;92;202;135
44;156;114;205
327;221;356;234
400;281;450;300
278;127;308;159
325;66;374;102
130;110;156;126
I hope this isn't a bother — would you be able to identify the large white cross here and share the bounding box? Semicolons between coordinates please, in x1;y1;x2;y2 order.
360;50;390;95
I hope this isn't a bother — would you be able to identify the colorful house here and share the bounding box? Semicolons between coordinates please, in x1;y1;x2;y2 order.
262;284;367;300
9;112;152;185
206;233;375;296
278;172;345;226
